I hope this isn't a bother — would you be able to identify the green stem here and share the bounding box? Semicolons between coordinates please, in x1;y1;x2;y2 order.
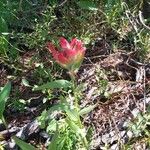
69;71;88;149
1;115;7;128
69;71;78;110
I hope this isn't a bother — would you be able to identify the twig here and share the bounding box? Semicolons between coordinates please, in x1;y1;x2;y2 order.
125;10;138;33
0;127;19;137
143;64;146;113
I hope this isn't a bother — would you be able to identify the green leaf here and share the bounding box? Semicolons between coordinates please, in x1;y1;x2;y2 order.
48;103;79;122
77;0;98;11
37;110;47;129
33;80;72;91
46;119;57;133
13;136;36;150
0;17;8;53
0;82;11;119
65;109;79;122
48;103;69;113
66;119;82;135
79;104;97;116
48;125;59;150
66;119;86;138
0;17;8;33
86;126;94;143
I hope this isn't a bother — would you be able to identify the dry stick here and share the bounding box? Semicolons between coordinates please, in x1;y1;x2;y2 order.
143;64;146;113
0;127;19;138
125;10;138;33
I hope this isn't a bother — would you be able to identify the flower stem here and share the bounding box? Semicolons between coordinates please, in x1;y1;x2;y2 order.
69;71;78;110
69;71;88;149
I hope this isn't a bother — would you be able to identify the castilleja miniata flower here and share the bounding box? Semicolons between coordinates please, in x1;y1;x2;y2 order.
47;37;86;74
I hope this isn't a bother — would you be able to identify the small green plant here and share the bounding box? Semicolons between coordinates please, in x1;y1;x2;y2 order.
37;83;95;150
0;82;11;126
123;108;150;149
129;111;150;137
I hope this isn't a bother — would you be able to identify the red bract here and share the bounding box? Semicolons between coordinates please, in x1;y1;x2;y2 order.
47;37;86;73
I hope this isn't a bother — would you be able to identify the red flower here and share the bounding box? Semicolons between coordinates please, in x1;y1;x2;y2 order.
47;37;86;73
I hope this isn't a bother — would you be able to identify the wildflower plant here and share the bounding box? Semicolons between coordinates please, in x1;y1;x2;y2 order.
36;37;94;149
47;37;86;78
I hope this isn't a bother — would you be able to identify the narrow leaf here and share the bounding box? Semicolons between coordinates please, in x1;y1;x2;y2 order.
48;103;69;113
13;136;36;150
79;104;97;116
0;17;8;33
65;109;79;122
86;126;94;143
0;82;11;119
48;125;59;150
66;119;82;135
47;103;78;122
33;80;72;91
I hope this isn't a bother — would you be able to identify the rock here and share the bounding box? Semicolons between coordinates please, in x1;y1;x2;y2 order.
91;136;102;149
123;121;129;128
101;133;110;144
8;141;16;149
16;120;39;140
109;131;118;144
127;130;133;139
120;131;126;137
110;143;119;150
25;120;39;136
16;127;25;140
40;131;50;139
131;108;140;118
5;139;18;150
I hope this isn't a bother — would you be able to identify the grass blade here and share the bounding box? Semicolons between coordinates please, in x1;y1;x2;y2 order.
48;125;59;150
79;104;97;116
33;80;72;91
0;82;11;119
